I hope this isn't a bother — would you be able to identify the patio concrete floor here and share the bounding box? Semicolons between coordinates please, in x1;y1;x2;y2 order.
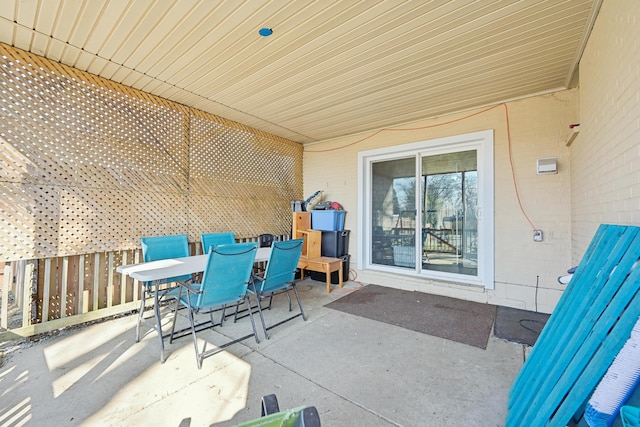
0;279;526;426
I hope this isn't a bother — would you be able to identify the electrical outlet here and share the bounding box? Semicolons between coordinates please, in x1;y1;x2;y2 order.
533;229;543;242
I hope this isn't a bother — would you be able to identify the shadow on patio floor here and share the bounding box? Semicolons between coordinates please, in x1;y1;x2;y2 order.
0;279;526;426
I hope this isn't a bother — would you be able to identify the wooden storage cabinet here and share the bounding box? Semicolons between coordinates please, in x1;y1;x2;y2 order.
292;212;343;292
293;212;321;259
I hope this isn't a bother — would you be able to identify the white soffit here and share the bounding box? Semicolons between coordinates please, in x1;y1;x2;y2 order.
0;0;601;144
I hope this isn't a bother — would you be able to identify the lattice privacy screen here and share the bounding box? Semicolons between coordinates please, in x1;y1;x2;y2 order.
0;44;302;261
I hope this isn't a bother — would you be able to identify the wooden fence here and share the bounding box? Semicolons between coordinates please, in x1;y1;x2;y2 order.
0;236;280;340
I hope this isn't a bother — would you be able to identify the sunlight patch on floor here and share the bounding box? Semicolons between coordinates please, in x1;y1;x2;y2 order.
82;345;252;426
43;320;132;371
0;395;31;426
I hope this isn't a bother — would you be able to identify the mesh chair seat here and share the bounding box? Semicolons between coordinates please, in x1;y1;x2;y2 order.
138;234;192;362
248;238;306;339
170;242;259;369
201;232;235;254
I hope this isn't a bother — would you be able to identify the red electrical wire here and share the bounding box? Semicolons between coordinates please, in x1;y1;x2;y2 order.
503;103;537;230
305;102;537;230
304;103;503;153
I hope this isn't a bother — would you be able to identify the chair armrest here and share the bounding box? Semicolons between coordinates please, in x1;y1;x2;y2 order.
251;274;266;283
178;281;202;294
183;273;201;284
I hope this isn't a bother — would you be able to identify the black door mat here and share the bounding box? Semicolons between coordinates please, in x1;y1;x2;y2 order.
325;284;496;349
494;306;550;346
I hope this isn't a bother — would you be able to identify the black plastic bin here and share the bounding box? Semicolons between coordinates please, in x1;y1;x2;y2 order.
294;268;308;280
321;230;350;258
309;255;350;284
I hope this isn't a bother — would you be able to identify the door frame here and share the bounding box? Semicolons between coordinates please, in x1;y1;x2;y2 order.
357;129;494;289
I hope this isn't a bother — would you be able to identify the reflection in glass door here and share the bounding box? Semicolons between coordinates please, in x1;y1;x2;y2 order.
371;157;416;268
369;151;477;276
421;151;477;276
361;130;493;288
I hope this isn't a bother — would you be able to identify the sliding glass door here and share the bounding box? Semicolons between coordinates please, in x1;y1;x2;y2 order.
359;130;494;288
371;157;416;268
421;151;477;276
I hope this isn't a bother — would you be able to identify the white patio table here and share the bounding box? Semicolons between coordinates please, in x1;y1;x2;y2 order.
117;246;271;362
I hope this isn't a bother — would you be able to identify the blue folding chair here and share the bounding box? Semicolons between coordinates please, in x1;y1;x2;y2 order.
201;232;235;254
248;238;306;339
169;242;259;369
138;234;192;362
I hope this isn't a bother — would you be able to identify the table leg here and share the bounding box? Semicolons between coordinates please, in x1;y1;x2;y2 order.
136;287;146;342
339;262;343;289
153;285;166;363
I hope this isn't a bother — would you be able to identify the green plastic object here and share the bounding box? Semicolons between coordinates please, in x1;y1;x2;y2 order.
234;406;320;427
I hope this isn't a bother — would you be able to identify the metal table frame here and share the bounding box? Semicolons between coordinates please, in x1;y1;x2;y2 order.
117;247;271;362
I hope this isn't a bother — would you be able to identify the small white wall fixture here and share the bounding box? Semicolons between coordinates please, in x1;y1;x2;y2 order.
536;157;558;175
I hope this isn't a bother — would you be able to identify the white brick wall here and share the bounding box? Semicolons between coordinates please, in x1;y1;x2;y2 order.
572;0;640;259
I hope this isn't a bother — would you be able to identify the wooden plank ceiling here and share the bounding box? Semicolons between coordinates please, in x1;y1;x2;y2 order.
0;0;600;144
